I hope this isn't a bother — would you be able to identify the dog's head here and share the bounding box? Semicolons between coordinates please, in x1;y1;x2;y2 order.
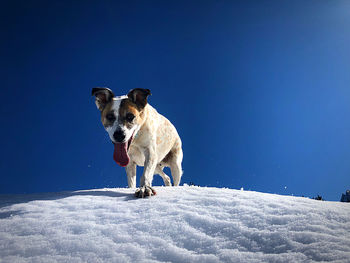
92;87;151;166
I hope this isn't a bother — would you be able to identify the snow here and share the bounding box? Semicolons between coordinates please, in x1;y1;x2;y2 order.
1;186;350;263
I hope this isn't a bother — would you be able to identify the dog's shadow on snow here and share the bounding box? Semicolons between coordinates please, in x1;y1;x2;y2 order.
0;189;135;212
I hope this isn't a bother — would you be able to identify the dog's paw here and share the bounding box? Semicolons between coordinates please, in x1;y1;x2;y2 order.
134;186;157;198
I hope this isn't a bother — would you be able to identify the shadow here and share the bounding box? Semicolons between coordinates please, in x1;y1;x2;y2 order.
0;189;135;210
0;210;24;219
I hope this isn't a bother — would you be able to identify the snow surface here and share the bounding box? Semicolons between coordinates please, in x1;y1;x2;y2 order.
1;186;350;263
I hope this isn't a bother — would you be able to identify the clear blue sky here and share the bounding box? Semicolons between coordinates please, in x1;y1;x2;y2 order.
1;0;349;201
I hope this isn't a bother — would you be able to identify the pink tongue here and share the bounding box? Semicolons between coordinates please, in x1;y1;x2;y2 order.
113;142;130;167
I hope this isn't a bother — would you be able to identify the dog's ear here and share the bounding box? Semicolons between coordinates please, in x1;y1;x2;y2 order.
91;87;115;111
127;88;151;109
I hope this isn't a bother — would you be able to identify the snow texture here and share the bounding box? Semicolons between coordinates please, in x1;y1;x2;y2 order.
1;186;350;263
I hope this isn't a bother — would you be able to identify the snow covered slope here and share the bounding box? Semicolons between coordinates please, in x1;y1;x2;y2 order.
1;186;350;263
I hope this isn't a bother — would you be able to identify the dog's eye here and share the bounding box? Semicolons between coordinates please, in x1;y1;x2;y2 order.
125;113;135;122
106;113;116;122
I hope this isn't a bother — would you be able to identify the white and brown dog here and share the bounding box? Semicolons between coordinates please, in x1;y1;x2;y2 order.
92;87;183;198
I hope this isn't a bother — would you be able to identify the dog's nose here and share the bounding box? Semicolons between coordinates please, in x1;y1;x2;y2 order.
113;130;125;142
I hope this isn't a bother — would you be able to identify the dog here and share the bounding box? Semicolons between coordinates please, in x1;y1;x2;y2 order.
92;87;183;198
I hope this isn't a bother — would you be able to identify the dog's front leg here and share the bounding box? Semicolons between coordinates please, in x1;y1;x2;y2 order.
135;146;157;198
125;162;136;188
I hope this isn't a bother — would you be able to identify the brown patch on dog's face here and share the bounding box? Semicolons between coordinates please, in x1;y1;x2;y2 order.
118;99;145;129
101;101;116;128
99;98;145;129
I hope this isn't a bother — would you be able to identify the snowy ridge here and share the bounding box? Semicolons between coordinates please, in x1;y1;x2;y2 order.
0;186;350;263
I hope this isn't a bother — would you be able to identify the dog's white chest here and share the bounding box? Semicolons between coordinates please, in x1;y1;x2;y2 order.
128;144;146;166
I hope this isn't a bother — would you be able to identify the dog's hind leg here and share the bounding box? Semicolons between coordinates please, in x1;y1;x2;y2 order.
169;144;183;187
155;165;171;186
170;161;182;186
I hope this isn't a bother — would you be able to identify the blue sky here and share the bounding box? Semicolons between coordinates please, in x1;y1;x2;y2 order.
1;0;349;201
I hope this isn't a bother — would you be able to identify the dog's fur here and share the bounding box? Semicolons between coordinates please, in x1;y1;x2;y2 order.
92;87;183;197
